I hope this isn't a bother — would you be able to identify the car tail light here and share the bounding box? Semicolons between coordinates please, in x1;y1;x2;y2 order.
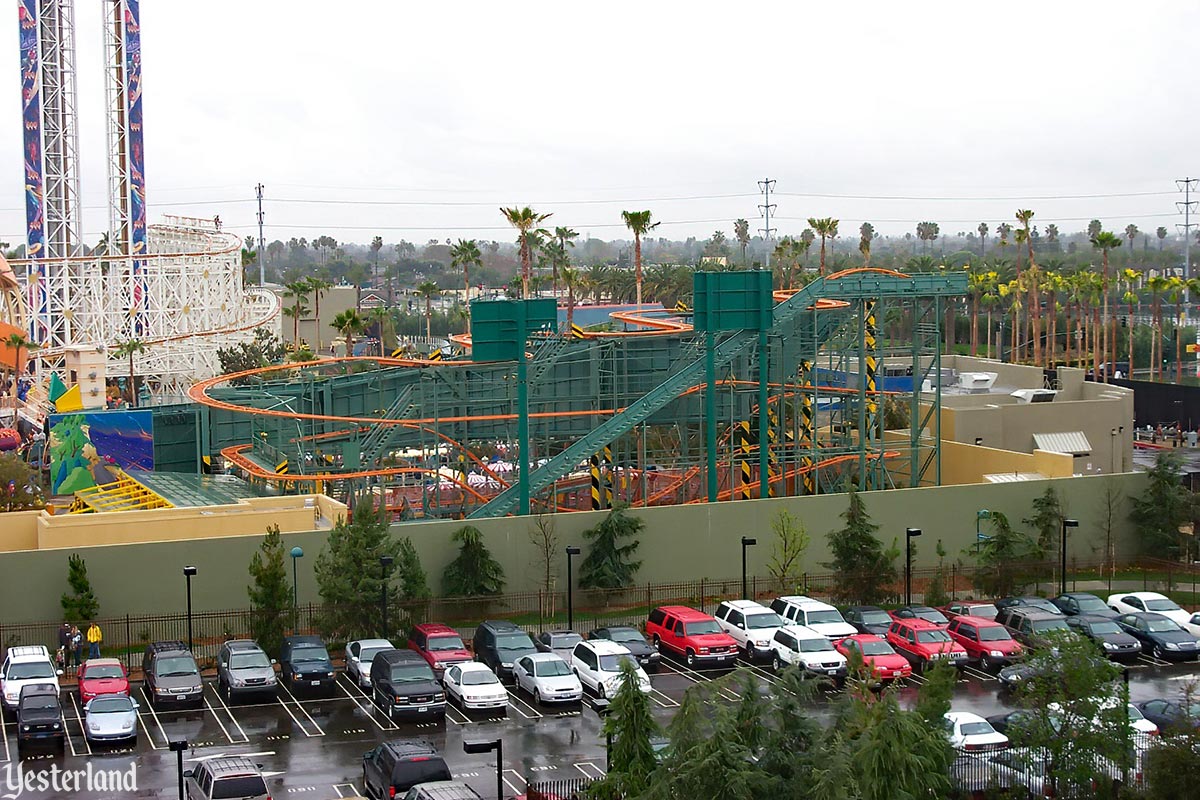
389;788;396;799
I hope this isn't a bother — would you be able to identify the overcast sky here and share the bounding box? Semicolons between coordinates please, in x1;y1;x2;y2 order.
2;0;1198;248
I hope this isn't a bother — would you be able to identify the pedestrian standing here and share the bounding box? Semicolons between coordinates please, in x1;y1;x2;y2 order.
86;621;102;660
70;625;82;670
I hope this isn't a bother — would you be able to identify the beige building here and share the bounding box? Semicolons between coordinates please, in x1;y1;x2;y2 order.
275;284;358;353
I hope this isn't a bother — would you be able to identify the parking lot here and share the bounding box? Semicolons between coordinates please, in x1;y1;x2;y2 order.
2;650;1197;800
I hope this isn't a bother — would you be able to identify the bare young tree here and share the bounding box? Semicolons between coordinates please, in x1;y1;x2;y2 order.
528;514;560;595
768;509;810;592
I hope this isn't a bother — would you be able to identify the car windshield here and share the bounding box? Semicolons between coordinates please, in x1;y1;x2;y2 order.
550;633;583;648
428;636;466;652
966;604;999;619
599;654;639;672
156;657;199;677
608;629;644;644
461;670;499;686
915;609;948;624
7;663;54;680
1074;596;1109;613
1145;599;1182;612
90;696;131;714
390;664;434;683
859;610;891;625
212;777;269;799
1089;622;1122;636
359;646;388;664
1146;618;1181;633
1032;620;1070;634
1127;705;1145;721
85;665;123;679
806;610;845;625
860;640;894;656
229;652;271;670
534;660;572;677
683;621;721;636
960;721;994;736
978;627;1013;642
917;630;951;643
746;613;784;630
292;645;329;664
496;634;535;652
21;696;58;711
799;638;834;653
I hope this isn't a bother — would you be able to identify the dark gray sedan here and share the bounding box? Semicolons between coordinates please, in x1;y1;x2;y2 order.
1115;612;1200;661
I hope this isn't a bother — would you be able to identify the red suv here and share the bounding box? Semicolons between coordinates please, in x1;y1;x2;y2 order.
407;623;472;677
886;618;968;673
646;606;738;668
946;616;1023;671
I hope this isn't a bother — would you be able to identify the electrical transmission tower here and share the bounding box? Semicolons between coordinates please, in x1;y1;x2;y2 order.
758;179;776;269
1176;177;1197;283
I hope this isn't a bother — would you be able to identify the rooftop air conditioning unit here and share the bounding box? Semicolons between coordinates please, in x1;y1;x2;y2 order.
1010;389;1057;404
957;372;998;393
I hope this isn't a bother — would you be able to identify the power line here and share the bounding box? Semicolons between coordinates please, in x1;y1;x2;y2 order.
775;190;1175;201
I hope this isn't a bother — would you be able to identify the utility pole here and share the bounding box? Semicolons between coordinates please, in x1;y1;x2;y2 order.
758;179;776;269
256;182;266;286
1177;177;1197;285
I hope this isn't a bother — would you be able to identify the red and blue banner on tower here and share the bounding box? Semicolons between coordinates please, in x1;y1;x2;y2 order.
18;0;47;342
123;0;145;326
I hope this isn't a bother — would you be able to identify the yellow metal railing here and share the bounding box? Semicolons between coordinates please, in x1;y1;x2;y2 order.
68;471;174;514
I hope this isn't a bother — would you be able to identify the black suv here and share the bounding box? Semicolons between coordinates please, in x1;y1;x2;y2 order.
16;683;63;756
369;649;445;721
142;640;204;708
279;635;335;694
362;740;452;799
473;620;537;681
995;607;1072;650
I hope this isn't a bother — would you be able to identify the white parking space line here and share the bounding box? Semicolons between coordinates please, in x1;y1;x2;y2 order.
1138;654;1172;667
505;688;543;719
502;768;527;797
962;666;998;682
203;698;241;746
444;704;471;726
277;686;325;737
332;784;361;798
335;679;397;732
67;693;92;756
648;689;679;709
0;705;10;762
575;762;606;779
206;685;249;743
659;662;741;702
137;687;169;749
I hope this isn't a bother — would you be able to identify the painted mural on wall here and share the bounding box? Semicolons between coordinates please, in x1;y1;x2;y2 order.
48;411;154;494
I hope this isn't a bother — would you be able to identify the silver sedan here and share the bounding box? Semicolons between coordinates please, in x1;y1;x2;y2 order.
513;653;583;705
84;694;139;745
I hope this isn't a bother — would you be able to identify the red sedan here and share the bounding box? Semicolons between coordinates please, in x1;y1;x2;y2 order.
77;658;130;704
836;634;913;682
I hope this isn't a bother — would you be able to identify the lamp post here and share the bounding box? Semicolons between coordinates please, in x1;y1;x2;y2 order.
741;536;757;599
379;555;394;638
182;566;197;652
905;528;922;606
1060;519;1079;595
975;509;991;551
565;546;581;631
1111;428;1118;473
290;546;304;631
169;738;188;800
464;738;503;800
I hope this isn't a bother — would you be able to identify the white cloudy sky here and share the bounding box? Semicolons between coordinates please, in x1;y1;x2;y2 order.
1;0;1197;247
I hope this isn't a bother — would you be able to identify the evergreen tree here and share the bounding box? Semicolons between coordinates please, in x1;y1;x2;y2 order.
441;525;506;596
972;510;1038;597
823;488;895;604
579;506;644;590
1023;485;1062;557
587;659;661;800
60;553;99;621
247;524;291;657
1131;450;1196;558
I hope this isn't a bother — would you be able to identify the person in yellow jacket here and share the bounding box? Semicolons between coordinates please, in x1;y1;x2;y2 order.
86;622;102;660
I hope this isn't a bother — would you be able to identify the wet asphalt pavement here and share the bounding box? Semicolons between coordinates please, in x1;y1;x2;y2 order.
2;653;1197;800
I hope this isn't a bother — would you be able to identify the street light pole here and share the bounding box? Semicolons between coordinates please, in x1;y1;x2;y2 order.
1061;519;1079;595
379;555;394;639
565;546;581;630
169;738;188;800
464;738;503;800
905;528;922;606
182;566;197;652
741;537;757;599
290;546;304;632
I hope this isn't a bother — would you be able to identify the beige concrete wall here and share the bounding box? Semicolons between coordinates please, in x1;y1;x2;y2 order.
278;285;358;352
939;441;1073;485
0;511;40;552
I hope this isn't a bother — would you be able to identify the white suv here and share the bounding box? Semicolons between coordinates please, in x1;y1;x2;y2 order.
1;646;62;713
769;596;857;641
769;625;848;680
570;640;651;699
713;600;786;661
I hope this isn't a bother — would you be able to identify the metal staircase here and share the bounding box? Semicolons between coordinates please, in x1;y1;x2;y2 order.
358;383;422;466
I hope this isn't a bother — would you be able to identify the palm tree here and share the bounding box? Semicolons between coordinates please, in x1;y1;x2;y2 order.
449;239;482;328
1124;224;1139;264
1156;227;1168;251
977;223;989;257
366;307;392;357
1014;210;1040;365
967;267;988;356
3;332;33;383
500;207;552;298
858;223;875;267
1091;231;1122;382
559;266;589;332
807;217;839;275
733;219;751;265
416;281;440;341
304;277;333;352
370;236;384;282
113;339;147;407
546;227;578;294
330;309;364;357
1168;277;1186;382
1045;224;1060;246
621;210;659;309
283;281;311;345
1146;275;1170;381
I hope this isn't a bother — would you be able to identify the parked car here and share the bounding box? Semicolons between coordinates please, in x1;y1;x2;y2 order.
886;618;968;672
842;605;894;637
2;645;61;714
571;640;652;698
769;624;849;680
1114;612;1200;660
1051;592;1117;619
985;709;1041;735
768;596;857;641
1136;698;1200;734
408;624;472;678
362;740;453;800
403;782;483;800
713;600;786;661
890;605;951;627
944;711;1009;752
1064;615;1142;661
997;662;1045;691
587;626;661;672
15;683;63;756
942;601;999;621
83;693;138;745
1108;592;1192;627
646;606;739;668
347;638;396;687
1048;698;1159;737
834;633;911;682
442;661;507;713
994;607;1073;650
279;635;336;695
473;620;538;682
535;630;584;662
513;653;583;705
946;616;1023;670
142;640;203;709
994;596;1061;615
369;649;446;720
77;657;129;704
183;756;271;800
1184;612;1200;638
216;640;277;700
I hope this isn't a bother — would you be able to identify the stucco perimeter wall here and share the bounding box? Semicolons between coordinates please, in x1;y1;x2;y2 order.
0;472;1147;623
